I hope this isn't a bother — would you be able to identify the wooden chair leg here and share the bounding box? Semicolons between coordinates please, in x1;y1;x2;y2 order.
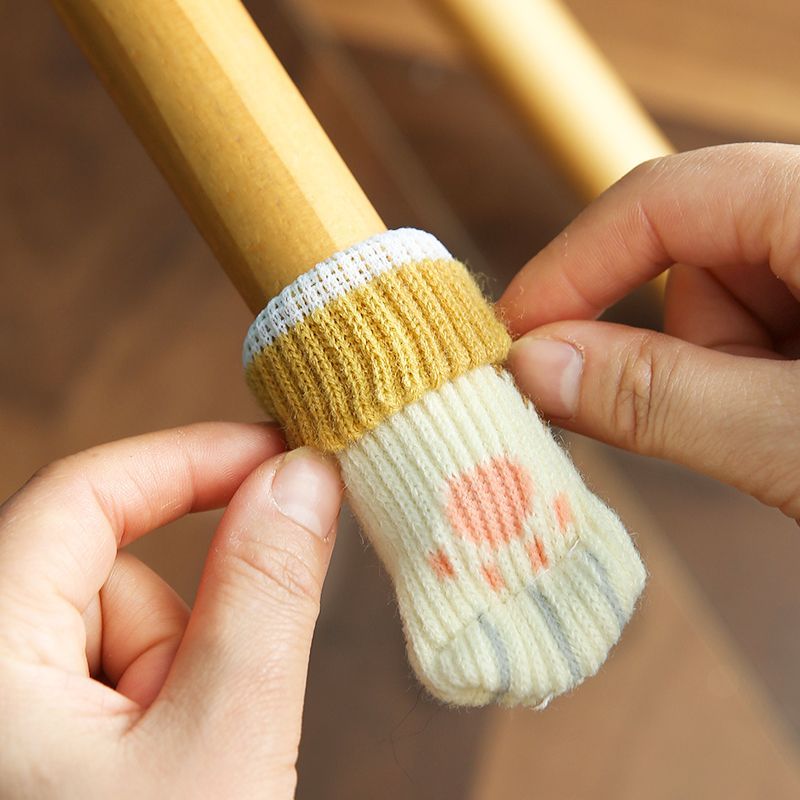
50;0;385;311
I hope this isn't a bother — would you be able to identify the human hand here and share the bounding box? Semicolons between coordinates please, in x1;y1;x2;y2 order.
0;423;342;798
500;143;800;519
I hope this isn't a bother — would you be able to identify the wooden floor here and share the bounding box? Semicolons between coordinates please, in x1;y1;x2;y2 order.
2;1;800;797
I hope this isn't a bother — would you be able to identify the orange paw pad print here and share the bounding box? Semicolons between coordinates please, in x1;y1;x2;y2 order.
428;548;455;580
528;536;549;572
554;492;573;533
445;455;533;548
481;562;506;592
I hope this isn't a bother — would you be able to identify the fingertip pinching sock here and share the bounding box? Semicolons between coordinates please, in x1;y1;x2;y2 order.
244;228;646;707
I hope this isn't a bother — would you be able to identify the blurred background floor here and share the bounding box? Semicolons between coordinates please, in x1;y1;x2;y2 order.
2;1;800;797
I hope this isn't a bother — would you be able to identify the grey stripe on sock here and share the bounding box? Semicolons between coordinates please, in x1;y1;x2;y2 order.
583;550;627;630
526;586;582;684
478;613;511;698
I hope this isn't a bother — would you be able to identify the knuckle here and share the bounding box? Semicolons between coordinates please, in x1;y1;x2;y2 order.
611;333;676;452
621;154;673;187
225;535;322;610
759;465;800;520
26;454;120;526
28;457;70;485
748;363;800;516
17;457;84;504
769;165;800;284
28;450;99;491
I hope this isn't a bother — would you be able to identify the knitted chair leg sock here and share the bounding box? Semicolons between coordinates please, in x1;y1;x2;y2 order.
244;228;646;708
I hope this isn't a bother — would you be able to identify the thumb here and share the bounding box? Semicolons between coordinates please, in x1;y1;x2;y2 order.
154;447;342;786
506;320;800;515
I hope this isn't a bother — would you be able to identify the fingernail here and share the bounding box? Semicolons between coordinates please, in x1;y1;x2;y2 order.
272;447;342;538
507;337;583;418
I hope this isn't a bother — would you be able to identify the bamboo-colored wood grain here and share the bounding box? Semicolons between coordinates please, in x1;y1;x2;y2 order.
430;0;674;201
50;0;385;312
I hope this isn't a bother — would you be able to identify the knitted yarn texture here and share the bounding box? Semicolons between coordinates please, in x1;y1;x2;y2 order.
244;228;646;707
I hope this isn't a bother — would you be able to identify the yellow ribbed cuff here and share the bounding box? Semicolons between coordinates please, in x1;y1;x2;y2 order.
244;230;511;452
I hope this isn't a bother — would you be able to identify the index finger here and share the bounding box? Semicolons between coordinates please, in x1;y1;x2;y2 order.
498;143;800;336
0;422;284;623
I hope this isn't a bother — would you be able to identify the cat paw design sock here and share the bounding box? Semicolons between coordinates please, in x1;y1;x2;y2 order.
244;228;646;707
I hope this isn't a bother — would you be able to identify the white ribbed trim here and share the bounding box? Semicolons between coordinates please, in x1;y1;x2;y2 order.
242;228;451;367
